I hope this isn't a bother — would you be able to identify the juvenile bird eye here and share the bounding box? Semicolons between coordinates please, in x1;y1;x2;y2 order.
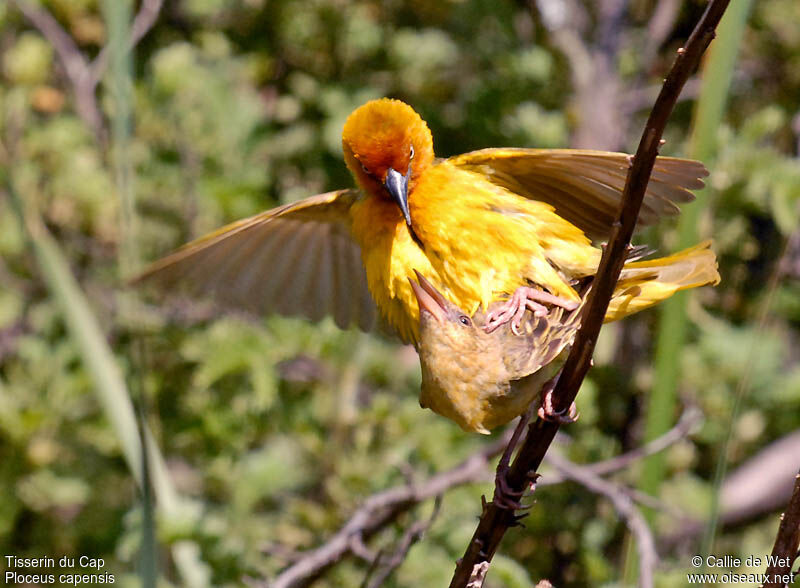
409;145;415;159
459;315;471;327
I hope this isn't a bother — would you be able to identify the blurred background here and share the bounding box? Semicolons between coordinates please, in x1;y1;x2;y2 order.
1;0;799;586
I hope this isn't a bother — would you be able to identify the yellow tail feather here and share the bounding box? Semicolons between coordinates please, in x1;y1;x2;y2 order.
605;240;720;322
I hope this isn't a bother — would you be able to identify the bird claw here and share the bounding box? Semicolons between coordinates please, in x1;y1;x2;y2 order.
537;403;579;424
537;384;579;424
493;472;524;511
493;467;534;511
484;286;579;334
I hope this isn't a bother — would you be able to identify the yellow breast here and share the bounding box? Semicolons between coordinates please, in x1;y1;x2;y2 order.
350;196;436;343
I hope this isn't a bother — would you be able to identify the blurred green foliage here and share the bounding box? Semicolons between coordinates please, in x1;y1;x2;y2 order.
1;0;799;586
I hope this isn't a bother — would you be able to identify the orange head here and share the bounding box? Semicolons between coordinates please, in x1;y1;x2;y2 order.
342;99;434;228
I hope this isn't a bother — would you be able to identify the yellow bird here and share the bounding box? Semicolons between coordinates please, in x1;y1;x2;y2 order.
137;98;718;348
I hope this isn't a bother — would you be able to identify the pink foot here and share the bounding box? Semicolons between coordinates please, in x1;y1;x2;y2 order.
537;376;579;424
485;286;579;334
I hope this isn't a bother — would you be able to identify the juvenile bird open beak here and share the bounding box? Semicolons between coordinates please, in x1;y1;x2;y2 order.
384;166;413;228
409;270;449;324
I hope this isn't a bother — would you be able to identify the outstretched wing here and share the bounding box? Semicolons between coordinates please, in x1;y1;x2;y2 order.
448;149;707;239
135;189;378;331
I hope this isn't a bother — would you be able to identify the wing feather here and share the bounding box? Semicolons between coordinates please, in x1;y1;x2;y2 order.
270;222;319;316
229;223;290;302
335;226;358;328
311;224;334;321
135;189;378;331
448;148;707;239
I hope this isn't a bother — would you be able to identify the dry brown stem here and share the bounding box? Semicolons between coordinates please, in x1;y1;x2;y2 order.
449;1;732;585
763;470;800;588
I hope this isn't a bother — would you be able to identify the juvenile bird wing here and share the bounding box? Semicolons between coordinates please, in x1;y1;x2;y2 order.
447;149;707;239
490;301;584;381
134;189;378;331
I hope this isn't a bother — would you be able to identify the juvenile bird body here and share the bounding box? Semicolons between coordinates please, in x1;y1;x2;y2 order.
411;241;718;433
137;98;718;347
411;272;582;433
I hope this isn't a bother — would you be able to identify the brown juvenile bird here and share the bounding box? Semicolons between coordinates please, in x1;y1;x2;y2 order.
410;271;581;434
410;240;718;433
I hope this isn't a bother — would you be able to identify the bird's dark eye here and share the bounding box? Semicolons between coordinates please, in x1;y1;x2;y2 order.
458;315;471;327
409;145;415;159
360;162;369;173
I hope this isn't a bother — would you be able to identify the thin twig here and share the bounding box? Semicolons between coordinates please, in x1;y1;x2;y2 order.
536;0;625;150
349;533;378;563
763;470;800;588
623;487;694;521
449;2;731;586
11;0;104;140
546;452;658;588
540;410;702;522
88;0;164;86
259;404;695;587
621;77;702;115
266;433;512;588
548;445;697;521
364;496;443;588
11;0;163;143
568;407;701;479
643;0;682;68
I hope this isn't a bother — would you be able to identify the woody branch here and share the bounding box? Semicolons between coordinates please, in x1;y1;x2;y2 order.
11;0;163;144
763;470;800;588
449;1;732;586
261;407;699;587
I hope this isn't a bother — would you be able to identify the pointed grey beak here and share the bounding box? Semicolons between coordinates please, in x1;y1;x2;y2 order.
384;166;413;228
